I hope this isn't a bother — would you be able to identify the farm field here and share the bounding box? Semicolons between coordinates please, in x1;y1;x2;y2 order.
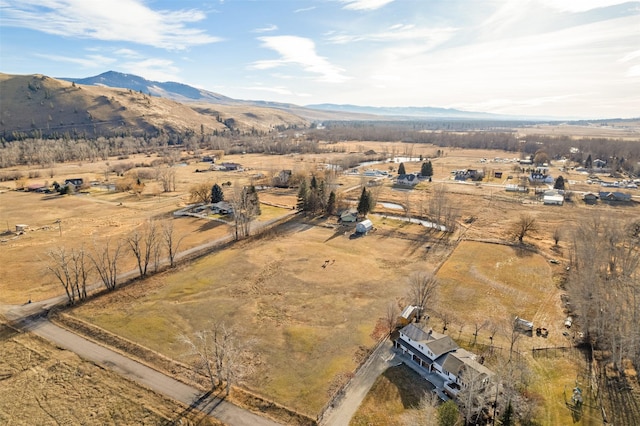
1;141;638;424
69;218;444;416
0;323;220;426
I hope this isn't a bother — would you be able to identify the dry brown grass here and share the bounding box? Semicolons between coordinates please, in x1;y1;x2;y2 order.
350;364;434;426
0;323;221;425
69;219;443;416
2;143;638;423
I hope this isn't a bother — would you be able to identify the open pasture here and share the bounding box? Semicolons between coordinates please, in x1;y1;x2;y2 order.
70;219;443;416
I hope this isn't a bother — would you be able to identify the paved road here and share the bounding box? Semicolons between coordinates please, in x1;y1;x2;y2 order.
0;212;300;426
14;315;280;426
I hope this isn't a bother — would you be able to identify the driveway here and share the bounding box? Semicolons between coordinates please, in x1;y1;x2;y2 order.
319;339;398;425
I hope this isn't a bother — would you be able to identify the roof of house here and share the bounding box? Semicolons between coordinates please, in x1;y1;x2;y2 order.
426;336;460;358
397;173;417;182
442;348;494;379
400;324;458;357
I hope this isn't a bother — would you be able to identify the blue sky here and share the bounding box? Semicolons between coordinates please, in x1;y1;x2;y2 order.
1;0;639;118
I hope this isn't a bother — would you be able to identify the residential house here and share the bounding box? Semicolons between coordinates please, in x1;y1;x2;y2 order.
599;191;631;202
593;158;607;168
529;172;554;184
394;324;493;398
396;173;419;186
454;169;483;181
339;209;358;223
211;201;234;214
64;178;84;189
220;162;242;171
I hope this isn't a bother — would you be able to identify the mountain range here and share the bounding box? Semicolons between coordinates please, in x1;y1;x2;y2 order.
62;71;513;120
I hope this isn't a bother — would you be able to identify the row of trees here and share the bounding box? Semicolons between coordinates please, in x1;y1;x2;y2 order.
47;220;184;304
567;215;640;370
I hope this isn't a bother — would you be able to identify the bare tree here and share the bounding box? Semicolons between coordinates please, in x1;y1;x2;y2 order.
125;221;158;278
552;226;562;246
180;323;253;396
511;214;537;243
189;182;212;204
156;165;176;192
47;247;91;304
385;301;400;335
471;318;489;347
407;272;438;321
230;184;261;240
90;239;123;291
457;367;491;424
161;219;185;268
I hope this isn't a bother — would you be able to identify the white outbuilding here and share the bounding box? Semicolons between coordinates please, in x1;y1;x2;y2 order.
355;219;373;234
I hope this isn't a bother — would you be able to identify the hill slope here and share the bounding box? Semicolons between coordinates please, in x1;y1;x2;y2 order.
0;73;308;139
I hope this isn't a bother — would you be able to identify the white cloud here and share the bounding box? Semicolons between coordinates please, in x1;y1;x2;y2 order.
326;24;457;49
253;24;278;33
338;0;395;11
536;0;631;12
294;6;316;13
1;0;220;50
114;48;141;58
34;53;116;69
252;36;350;83
120;58;181;82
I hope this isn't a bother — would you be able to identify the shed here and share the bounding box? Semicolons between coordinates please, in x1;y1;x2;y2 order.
355;219;373;234
543;194;564;205
515;316;533;332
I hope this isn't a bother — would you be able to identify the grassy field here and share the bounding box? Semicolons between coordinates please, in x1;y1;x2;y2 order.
70;219;443;416
0;323;221;426
350;364;435;426
1;142;638;423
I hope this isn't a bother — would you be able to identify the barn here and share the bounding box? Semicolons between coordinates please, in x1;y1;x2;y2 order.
355;219;373;234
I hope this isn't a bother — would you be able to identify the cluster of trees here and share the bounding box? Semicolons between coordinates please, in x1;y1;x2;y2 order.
567;215;640;370
47;220;184;304
297;174;337;216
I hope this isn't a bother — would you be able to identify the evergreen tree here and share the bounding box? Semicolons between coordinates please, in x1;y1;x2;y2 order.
499;401;514;426
211;183;224;203
437;400;460;426
297;179;308;211
398;162;406;175
326;191;336;215
554;175;565;190
585;154;592;169
357;187;372;216
421;160;433;177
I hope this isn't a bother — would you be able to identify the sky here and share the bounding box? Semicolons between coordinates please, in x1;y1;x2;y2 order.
1;0;639;119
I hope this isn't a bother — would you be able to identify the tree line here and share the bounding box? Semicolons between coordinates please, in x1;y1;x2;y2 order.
47;219;184;304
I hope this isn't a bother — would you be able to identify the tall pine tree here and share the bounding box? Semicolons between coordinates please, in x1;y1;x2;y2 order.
398;162;406;175
211;183;224;203
357;187;372;216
